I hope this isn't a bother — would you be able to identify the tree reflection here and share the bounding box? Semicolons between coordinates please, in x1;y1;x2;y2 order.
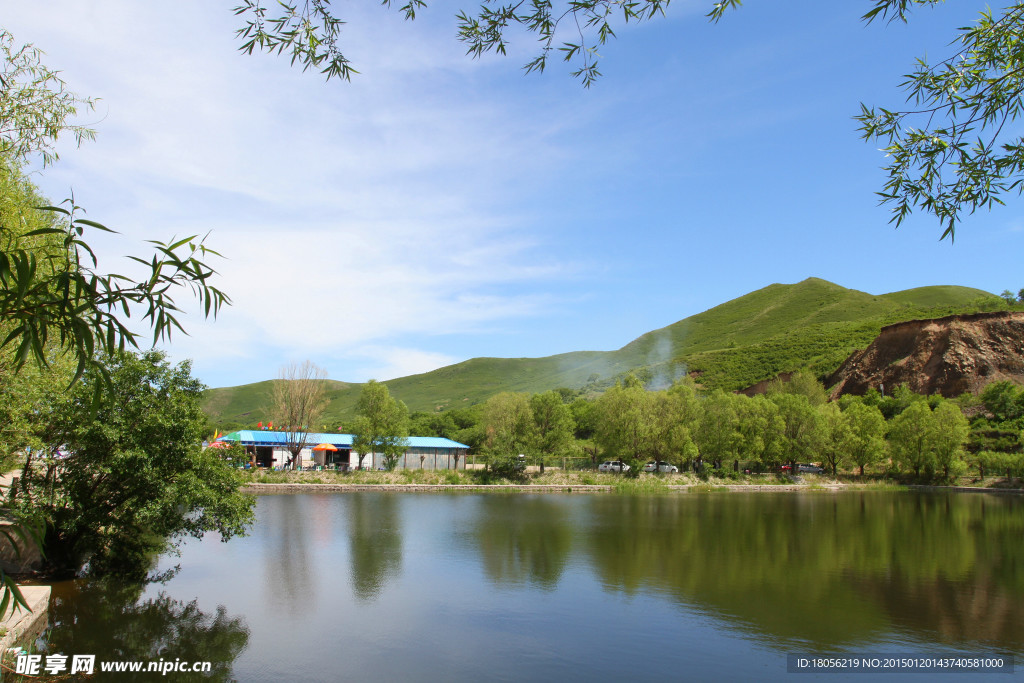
580;492;1024;650
38;579;248;682
471;495;572;590
861;575;1024;650
261;494;315;616
348;493;402;601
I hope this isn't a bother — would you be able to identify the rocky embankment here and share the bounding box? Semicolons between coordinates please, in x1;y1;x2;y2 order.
827;311;1024;398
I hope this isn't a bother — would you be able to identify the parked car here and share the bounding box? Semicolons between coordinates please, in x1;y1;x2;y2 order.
598;460;630;473
643;461;678;473
797;463;824;474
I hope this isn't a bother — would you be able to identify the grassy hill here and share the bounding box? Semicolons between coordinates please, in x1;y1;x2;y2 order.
202;278;998;426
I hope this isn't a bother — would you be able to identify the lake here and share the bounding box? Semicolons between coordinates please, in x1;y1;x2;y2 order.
42;491;1023;681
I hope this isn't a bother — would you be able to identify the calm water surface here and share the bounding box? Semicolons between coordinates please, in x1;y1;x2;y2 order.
44;491;1024;681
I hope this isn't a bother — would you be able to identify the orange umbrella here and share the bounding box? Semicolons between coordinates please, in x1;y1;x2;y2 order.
207;441;231;449
312;443;338;451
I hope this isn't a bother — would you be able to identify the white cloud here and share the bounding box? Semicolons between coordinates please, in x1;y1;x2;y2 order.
4;0;587;385
346;346;462;382
207;220;566;350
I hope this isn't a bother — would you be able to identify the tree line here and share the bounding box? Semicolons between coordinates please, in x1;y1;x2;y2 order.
364;371;1024;482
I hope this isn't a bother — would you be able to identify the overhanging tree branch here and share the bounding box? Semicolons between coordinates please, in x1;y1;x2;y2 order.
1;197;230;387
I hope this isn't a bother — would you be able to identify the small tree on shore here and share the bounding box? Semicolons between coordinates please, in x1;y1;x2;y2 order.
271;361;328;470
352;380;409;471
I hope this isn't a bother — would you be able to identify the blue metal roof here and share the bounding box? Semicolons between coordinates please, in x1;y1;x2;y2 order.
404;436;472;449
217;431;468;449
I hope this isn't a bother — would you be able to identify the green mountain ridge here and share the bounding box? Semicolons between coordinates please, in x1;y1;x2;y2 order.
202;278;998;426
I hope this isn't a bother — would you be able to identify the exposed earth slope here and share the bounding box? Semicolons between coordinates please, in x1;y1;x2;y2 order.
827;311;1024;398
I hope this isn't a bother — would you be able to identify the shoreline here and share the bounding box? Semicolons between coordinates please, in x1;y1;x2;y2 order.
241;482;1024;494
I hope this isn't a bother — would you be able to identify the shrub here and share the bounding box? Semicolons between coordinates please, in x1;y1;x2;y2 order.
488;455;528;481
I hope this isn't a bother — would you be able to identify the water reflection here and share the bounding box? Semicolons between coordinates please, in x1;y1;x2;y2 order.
328;491;1024;651
44;580;249;682
38;492;1022;682
260;494;315;616
349;493;403;601
468;495;572;589
577;492;1024;651
862;575;1024;646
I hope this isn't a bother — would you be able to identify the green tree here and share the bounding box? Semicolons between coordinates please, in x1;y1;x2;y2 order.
887;400;936;477
818;403;853;476
931;400;970;479
529;390;575;474
659;380;701;467
0;352;73;471
766;369;828;406
14;350;255;579
768;392;823;469
654;394;699;468
480;391;535;471
968;448;1024;479
352;380;410;471
968;449;1000;479
734;394;785;471
874;384;927;420
980;380;1024;422
408;410;458;438
446;406;485;454
569;397;600;464
593;376;653;474
842;401;888;476
570;397;596;441
695;390;740;470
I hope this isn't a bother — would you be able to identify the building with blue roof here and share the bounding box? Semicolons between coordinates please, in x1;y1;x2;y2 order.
216;430;470;471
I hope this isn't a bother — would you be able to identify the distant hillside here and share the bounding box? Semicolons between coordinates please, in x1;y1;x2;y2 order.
202;278;998;426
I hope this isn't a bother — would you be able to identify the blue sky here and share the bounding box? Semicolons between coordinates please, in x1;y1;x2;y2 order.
5;1;1020;388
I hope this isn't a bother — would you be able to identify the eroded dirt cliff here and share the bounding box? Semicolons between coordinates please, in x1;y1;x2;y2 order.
827;311;1024;399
